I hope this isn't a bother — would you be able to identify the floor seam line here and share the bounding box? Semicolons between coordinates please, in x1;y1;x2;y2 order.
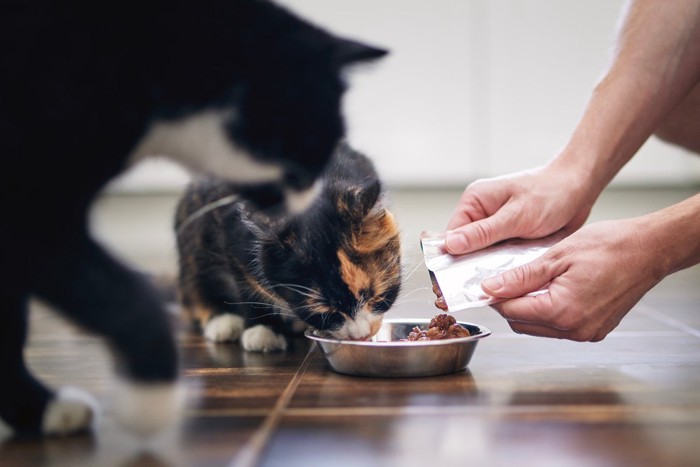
229;345;316;467
637;303;700;340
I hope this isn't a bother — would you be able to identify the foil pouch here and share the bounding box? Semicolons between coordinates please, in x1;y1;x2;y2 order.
420;232;565;311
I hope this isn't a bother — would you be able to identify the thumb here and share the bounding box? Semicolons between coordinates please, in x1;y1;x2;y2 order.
481;258;553;299
444;205;518;255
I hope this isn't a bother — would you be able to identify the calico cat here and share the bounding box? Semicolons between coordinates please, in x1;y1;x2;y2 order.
0;1;385;436
175;143;402;351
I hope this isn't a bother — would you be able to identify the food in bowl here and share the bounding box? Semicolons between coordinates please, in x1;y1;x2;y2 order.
401;313;470;341
305;319;490;377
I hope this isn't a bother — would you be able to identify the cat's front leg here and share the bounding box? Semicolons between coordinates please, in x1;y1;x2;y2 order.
203;313;246;343
241;325;288;352
0;294;97;436
41;387;99;436
198;314;288;352
31;235;182;436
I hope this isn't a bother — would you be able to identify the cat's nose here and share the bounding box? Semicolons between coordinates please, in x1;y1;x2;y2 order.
344;318;374;341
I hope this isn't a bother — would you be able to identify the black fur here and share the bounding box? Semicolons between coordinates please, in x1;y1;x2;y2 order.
0;0;385;435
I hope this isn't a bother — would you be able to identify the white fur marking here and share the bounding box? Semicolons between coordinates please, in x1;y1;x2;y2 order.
112;379;184;437
285;179;322;214
241;325;287;352
333;309;383;340
204;314;246;343
130;110;283;183
42;386;99;436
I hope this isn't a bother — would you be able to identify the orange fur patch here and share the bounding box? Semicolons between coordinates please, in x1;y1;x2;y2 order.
353;210;400;254
338;208;401;303
338;250;371;299
185;303;213;330
242;269;288;309
304;300;331;315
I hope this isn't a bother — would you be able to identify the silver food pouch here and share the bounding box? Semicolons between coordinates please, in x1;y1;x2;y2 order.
420;231;565;311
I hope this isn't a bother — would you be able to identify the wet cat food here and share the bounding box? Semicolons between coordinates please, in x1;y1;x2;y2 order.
432;282;448;310
401;314;470;341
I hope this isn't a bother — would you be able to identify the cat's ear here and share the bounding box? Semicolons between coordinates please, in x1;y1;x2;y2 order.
333;37;389;66
336;179;382;224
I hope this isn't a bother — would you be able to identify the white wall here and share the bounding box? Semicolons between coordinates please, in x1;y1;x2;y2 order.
110;0;700;192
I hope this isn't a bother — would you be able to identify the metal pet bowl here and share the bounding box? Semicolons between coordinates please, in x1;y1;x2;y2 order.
305;319;491;378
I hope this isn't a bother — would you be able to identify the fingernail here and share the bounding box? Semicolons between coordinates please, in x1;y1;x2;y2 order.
482;275;504;293
445;231;467;253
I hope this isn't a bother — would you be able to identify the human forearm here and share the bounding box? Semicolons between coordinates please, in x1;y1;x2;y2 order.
552;0;700;202
640;192;700;277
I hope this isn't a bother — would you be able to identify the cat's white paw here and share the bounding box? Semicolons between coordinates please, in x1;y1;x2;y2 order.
204;314;245;342
42;387;99;436
241;325;287;352
112;379;184;437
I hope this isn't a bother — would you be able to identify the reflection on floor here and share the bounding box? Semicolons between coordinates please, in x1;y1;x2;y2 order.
2;186;699;466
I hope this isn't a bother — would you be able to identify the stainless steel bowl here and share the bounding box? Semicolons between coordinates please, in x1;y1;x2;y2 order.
305;319;491;378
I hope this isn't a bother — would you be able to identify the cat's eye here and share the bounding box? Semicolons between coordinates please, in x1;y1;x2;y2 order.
372;299;392;313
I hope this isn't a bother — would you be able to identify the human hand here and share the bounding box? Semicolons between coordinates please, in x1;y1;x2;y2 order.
481;217;667;341
445;164;594;255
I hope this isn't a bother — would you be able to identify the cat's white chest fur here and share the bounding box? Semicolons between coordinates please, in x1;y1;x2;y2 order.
129;109;319;213
129;110;283;183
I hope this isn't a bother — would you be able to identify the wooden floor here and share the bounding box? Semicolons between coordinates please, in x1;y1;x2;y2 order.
2;187;700;467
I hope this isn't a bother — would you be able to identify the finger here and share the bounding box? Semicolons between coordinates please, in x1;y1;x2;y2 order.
482;256;560;299
446;189;490;231
494;296;602;342
506;321;567;339
591;313;625;342
491;292;558;328
446;207;478;232
508;320;601;342
491;297;562;337
444;204;522;255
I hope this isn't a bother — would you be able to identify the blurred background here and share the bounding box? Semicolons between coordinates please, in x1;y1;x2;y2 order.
108;0;700;194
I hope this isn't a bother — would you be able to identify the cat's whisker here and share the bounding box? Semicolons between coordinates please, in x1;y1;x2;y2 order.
271;284;324;300
222;300;294;314
401;259;425;284
278;290;321;303
253;311;298;319
222;300;275;307
398;286;430;299
392;298;434;307
272;283;323;296
394;297;431;304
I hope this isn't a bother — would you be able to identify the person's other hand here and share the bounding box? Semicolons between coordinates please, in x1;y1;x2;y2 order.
481;217;666;341
445;164;593;255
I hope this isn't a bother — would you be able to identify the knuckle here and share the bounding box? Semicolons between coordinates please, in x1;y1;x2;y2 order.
590;333;606;343
474;220;495;246
508;322;523;334
473;221;495;247
550;307;580;332
509;264;532;285
569;327;597;342
571;331;594;342
514;265;529;283
467;178;487;191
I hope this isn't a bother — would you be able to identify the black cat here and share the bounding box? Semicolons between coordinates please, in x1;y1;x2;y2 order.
0;0;385;436
175;143;402;352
